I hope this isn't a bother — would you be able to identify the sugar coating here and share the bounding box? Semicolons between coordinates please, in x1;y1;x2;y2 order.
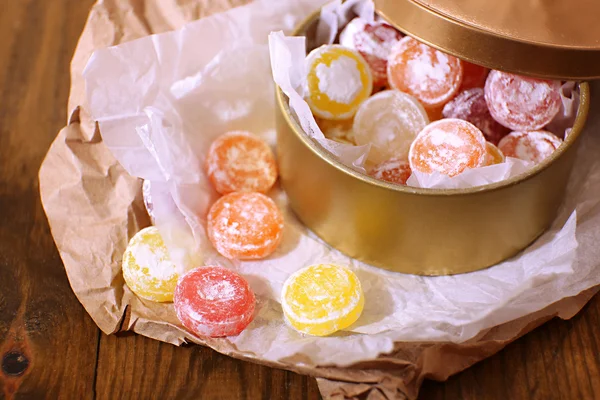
353;90;429;164
206;131;278;195
370;158;412;185
387;36;463;109
316;57;362;104
306;45;373;120
484;71;561;131
281;264;364;336
409;118;487;177
497;130;562;164
339;17;403;87
174;266;256;337
122;226;179;302
207;192;284;260
442;88;510;145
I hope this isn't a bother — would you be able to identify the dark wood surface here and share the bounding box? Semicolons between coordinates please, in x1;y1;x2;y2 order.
0;0;598;399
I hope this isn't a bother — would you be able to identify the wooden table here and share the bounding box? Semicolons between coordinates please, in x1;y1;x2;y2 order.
0;1;598;399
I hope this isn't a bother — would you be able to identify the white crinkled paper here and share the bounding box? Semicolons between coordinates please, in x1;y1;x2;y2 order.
83;0;600;367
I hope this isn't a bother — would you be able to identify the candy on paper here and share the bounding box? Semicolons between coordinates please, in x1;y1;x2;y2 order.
122;227;179;302
339;17;402;87
174;266;256;337
498;130;563;164
369;158;412;185
409;119;487;177
353;90;429;164
442;88;510;145
281;264;364;336
306;44;373;120
484;71;561;131
206;131;278;195
387;36;463;109
207;192;284;260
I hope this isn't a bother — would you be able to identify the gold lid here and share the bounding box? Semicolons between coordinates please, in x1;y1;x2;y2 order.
375;0;600;79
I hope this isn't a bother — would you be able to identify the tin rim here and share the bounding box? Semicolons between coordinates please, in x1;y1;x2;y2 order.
276;10;590;198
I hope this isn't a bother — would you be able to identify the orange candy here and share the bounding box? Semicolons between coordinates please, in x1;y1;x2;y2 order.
484;142;505;166
206;131;278;195
387;36;463;110
459;62;489;90
497;130;562;164
370;158;412;185
409;119;487;177
207;192;284;260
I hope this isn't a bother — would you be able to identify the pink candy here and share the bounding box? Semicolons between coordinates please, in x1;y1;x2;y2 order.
174;266;256;337
339;18;402;88
442;88;510;145
484;71;561;131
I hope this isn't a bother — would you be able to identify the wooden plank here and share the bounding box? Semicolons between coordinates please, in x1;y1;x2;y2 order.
94;333;321;400
0;0;99;398
1;0;599;399
419;294;600;399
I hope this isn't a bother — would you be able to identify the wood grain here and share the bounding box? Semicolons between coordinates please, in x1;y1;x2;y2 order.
0;0;598;399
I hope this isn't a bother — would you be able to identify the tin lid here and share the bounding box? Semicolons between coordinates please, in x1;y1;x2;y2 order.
374;0;600;79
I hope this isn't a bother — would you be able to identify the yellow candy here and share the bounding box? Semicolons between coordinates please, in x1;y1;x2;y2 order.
281;264;364;336
306;45;373;120
122;226;179;302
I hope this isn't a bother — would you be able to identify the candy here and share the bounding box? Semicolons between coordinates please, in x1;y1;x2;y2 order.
339;17;403;88
281;264;364;336
485;142;505;166
207;192;284;260
387;36;463;110
409;119;487;177
442;88;510;144
206;131;278;195
306;45;373;120
316;116;355;143
174;266;256;337
122;226;179;302
497;130;562;164
142;179;155;222
484;71;561;131
460;62;489;90
370;158;412;185
353;90;429;164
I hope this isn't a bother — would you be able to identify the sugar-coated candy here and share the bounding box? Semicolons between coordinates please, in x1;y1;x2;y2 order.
122;226;179;302
174;266;256;337
484;71;561;131
316;116;355;143
370;158;412;185
387;36;463;110
497;130;562;164
281;264;364;336
442;88;510;144
409;119;487;177
339;18;403;88
142;179;154;222
207;192;284;260
306;45;373;120
485;142;505;166
206;131;277;195
460;62;489;90
353;90;429;164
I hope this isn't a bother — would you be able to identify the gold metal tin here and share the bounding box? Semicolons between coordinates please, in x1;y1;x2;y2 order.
375;0;600;80
275;12;591;275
